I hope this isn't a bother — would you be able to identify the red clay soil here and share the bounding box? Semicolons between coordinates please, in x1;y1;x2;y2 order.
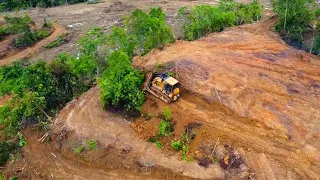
0;23;67;66
48;87;224;179
4;12;320;180
132;18;320;179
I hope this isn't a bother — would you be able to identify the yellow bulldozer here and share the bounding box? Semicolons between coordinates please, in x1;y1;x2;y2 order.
143;73;180;103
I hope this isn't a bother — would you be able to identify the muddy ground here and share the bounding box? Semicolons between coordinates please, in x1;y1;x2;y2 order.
2;0;320;180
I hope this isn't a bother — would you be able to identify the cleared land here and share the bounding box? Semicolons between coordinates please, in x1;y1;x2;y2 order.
2;0;320;180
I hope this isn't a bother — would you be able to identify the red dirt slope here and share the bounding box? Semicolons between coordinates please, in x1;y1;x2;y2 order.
133;20;320;179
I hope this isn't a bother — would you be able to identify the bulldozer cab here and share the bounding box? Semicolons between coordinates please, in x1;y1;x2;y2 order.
164;77;179;94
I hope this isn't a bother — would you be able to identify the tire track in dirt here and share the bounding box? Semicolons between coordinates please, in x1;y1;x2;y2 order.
0;23;67;66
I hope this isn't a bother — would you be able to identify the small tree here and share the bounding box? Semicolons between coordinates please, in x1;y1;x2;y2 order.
273;0;314;45
98;50;145;112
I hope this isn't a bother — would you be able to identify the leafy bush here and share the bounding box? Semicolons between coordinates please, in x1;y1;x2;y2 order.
0;56;91;135
158;120;174;137
87;140;97;150
4;14;31;34
124;8;174;54
0;141;17;166
0;0;87;12
6;15;52;49
155;141;163;149
163;106;172;121
273;0;314;44
179;0;263;40
315;9;320;18
179;5;236;40
0;26;7;40
12;30;38;48
106;26;136;58
45;34;67;49
98;50;145;112
17;132;27;147
311;30;320;55
171;140;183;151
74;145;84;154
236;0;263;24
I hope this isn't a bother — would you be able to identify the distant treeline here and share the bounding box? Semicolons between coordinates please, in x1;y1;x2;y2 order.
0;0;87;11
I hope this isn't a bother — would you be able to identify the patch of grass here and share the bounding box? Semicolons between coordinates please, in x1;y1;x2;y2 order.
155;141;163;149
9;177;18;180
45;34;67;49
74;145;84;154
87;140;97;151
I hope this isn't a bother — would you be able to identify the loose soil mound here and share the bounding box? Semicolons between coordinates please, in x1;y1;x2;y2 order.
105;1;136;13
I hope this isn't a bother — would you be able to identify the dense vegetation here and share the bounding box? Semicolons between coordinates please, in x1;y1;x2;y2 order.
0;7;173;138
273;0;314;46
178;0;263;40
0;0;87;12
273;0;320;55
0;14;52;48
99;51;145;112
98;7;174;111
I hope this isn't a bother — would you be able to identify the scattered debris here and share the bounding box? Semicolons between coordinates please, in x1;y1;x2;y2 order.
105;1;136;13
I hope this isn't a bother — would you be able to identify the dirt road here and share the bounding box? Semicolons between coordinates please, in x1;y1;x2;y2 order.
0;24;66;66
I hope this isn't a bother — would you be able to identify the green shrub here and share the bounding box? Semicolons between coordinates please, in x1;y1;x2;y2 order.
12;30;37;48
17;132;27;147
36;29;51;39
171;140;183;151
0;141;17;166
0;0;87;12
0;26;7;40
315;9;320;18
163;106;172;121
236;0;263;24
74;145;84;154
45;34;67;49
0;57;90;135
155;141;163;149
106;26;136;58
311;31;320;55
4;14;31;34
124;8;174;54
98;50;145;112
87;140;97;150
12;28;50;49
179;0;263;40
179;5;236;40
273;0;314;44
158;120;173;137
